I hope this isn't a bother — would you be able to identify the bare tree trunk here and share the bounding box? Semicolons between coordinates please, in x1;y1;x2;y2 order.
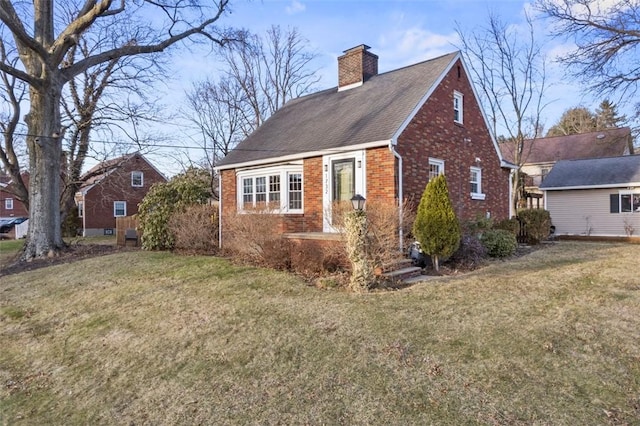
22;85;65;259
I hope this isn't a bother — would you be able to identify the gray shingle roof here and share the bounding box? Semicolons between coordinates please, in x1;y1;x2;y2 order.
217;51;459;168
539;155;640;189
500;127;631;164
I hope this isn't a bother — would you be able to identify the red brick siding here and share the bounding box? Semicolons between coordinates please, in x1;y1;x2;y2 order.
83;155;166;230
397;59;510;221
0;188;28;218
366;147;396;205
303;157;323;232
338;46;379;88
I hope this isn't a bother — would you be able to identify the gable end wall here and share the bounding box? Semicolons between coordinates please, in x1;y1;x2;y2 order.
398;59;510;221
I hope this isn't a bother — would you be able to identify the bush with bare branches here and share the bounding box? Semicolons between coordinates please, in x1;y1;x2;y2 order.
223;209;291;270
168;204;218;254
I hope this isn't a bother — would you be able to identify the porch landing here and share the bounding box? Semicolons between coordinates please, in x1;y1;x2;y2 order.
283;232;344;241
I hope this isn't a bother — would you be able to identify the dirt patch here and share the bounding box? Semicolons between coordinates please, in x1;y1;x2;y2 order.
0;243;126;277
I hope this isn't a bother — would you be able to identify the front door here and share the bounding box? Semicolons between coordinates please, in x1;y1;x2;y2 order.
323;151;366;232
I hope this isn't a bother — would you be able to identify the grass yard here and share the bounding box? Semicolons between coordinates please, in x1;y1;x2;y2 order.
1;241;640;424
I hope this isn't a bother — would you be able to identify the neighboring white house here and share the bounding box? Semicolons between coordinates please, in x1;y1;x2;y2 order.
540;155;640;237
501;127;633;208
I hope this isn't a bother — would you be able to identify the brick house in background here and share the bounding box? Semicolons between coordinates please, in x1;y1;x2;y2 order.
76;153;167;236
216;44;514;249
0;173;29;218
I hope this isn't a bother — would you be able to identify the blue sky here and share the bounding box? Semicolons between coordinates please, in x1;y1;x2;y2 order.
149;0;621;173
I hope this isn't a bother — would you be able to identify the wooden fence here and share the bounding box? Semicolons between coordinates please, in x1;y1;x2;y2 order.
115;216;140;247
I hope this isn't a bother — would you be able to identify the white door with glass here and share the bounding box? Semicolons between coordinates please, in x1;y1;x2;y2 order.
323;151;365;232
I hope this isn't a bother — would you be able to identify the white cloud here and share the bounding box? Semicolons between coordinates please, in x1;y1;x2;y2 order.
377;27;460;69
285;0;305;15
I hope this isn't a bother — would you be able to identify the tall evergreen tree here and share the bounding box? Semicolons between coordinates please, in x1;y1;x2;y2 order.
595;100;626;129
412;174;460;272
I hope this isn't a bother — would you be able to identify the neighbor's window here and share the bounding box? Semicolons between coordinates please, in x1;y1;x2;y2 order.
470;166;485;200
540;166;551;182
114;201;127;217
131;171;143;187
5;198;13;210
78;201;84;218
610;192;640;213
237;166;303;213
428;158;444;181
453;91;464;124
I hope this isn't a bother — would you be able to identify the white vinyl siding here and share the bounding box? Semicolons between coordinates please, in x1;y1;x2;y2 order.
546;188;640;237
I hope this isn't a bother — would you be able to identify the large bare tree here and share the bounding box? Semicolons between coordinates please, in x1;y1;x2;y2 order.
0;0;235;260
183;25;319;175
457;12;548;212
536;0;640;107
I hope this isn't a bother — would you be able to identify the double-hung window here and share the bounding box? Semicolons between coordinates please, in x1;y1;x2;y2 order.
114;201;127;217
453;91;464;124
238;166;303;213
131;171;143;187
5;198;13;210
611;191;640;213
428;158;444;181
470;166;485;200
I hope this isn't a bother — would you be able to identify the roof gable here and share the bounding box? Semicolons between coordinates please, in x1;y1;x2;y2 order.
540;154;640;189
79;153;166;193
217;51;460;169
501;127;631;164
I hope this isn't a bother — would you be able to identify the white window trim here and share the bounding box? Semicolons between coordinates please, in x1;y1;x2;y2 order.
114;201;127;217
322;150;367;232
428;158;445;180
453;91;464;124
470;166;486;200
5;198;13;210
78;201;84;218
236;165;304;214
618;190;640;213
131;171;144;187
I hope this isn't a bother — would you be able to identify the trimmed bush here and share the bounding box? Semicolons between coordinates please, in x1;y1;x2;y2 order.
494;217;520;236
518;209;552;244
412;174;461;271
480;229;517;258
449;234;487;268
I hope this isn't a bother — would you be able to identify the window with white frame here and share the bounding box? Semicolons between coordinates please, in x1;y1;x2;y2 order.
611;191;640;213
470;166;485;200
428;158;444;181
5;198;13;210
78;201;84;218
131;171;143;187
237;166;303;213
114;201;127;217
453;91;464;124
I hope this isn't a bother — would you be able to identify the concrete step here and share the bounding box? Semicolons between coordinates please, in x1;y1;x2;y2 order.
381;266;423;282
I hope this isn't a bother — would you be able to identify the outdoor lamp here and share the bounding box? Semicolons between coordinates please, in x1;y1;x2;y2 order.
351;194;366;211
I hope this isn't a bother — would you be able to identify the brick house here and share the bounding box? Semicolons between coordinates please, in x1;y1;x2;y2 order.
75;153;167;236
0;173;29;219
500;127;632;208
216;45;514;249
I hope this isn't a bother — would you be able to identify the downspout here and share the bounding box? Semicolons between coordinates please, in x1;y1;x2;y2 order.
390;141;404;252
218;172;223;249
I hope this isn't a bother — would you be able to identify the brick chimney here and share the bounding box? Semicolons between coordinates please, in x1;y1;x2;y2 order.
337;44;378;91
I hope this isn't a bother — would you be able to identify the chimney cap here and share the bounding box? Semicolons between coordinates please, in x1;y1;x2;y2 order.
343;44;371;54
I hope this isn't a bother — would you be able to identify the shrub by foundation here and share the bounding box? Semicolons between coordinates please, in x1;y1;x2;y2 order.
168;204;218;254
480;229;517;258
518;209;552;244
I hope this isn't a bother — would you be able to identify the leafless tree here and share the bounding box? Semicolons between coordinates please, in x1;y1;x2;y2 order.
536;0;640;106
0;0;236;260
0;41;28;208
457;12;548;212
183;25;319;196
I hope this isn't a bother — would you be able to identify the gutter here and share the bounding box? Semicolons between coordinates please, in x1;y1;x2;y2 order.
218;174;223;250
390;142;404;251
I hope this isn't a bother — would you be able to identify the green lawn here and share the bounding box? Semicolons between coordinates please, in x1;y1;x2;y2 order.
1;242;640;424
